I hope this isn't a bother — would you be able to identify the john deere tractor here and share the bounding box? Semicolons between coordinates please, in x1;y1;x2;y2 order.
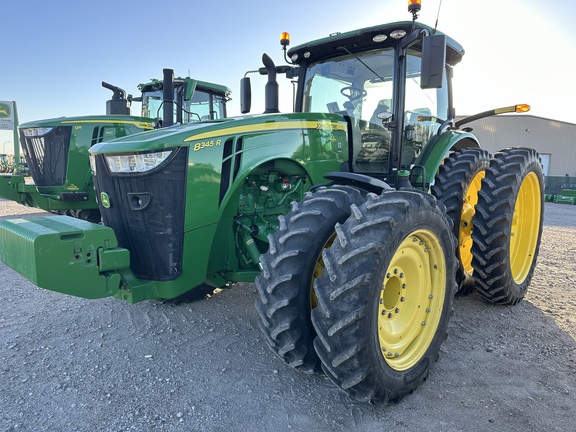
0;1;543;405
0;69;230;222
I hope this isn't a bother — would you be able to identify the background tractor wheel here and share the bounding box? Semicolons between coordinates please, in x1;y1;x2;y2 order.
471;147;544;305
311;190;457;404
432;148;491;295
255;185;364;373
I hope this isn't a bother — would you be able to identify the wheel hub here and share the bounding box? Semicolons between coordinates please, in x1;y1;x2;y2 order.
377;230;446;370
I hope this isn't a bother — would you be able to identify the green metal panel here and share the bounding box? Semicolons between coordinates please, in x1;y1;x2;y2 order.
0;215;127;299
0;174;25;202
412;130;480;186
85;112;349;301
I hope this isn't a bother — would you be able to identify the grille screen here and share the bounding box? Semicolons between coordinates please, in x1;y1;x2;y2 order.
93;147;188;281
20;126;72;186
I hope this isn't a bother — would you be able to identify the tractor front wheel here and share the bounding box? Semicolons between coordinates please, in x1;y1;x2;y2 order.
311;190;456;404
255;185;364;373
471;147;544;305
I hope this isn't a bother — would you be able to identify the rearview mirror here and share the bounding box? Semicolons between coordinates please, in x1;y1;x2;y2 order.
184;78;197;101
240;77;252;114
420;34;446;89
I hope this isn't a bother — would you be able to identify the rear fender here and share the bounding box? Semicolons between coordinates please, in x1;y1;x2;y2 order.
412;131;480;187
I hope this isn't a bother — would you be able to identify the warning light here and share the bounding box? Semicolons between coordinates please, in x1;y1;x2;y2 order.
408;0;421;14
280;32;290;47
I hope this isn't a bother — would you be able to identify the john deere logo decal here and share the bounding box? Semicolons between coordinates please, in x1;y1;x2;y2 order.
100;192;111;208
0;103;10;118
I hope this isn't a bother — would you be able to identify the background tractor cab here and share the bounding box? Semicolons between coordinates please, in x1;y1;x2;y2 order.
105;68;230;126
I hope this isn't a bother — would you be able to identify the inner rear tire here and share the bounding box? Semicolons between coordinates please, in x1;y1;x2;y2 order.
432;148;491;295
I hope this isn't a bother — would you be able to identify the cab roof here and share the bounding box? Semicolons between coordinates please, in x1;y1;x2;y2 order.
288;21;464;66
138;79;231;98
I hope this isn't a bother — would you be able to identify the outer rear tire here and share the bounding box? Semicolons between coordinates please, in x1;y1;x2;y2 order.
255;186;364;373
471;147;544;305
432;148;491;295
311;190;457;404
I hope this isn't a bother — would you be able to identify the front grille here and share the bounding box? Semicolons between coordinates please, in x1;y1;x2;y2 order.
93;147;188;281
19;126;72;186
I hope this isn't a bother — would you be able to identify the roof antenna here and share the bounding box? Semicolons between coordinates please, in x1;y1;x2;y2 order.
433;0;443;34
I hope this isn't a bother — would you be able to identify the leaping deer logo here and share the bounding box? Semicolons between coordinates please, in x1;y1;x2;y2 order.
0;103;10;118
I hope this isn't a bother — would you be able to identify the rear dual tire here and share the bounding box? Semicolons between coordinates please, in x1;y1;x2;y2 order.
432;148;491;295
471;147;544;305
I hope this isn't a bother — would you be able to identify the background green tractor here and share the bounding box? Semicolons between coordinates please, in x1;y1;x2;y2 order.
0;2;543;405
0;69;231;222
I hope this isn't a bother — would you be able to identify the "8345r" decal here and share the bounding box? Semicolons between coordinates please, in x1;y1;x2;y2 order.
193;139;222;151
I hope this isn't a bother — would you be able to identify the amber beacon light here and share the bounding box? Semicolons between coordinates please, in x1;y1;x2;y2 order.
408;0;422;13
280;32;290;47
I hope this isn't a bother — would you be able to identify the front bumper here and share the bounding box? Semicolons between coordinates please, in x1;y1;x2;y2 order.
0;215;129;299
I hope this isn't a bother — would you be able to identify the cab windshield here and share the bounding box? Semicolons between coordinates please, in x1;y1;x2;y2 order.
141;88;226;123
302;48;448;173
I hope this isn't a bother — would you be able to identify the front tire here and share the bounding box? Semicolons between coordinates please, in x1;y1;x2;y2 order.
471;147;544;305
312;190;457;404
255;185;364;373
432;148;491;295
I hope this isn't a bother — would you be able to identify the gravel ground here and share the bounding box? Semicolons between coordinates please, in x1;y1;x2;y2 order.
0;200;575;432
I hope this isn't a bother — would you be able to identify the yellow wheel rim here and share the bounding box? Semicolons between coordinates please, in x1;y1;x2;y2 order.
459;170;484;275
378;230;446;371
510;172;541;283
310;233;336;309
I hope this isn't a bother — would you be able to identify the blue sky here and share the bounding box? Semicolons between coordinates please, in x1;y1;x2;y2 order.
2;0;575;151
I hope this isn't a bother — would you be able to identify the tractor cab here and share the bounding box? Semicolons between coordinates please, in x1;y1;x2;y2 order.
137;77;231;125
241;16;463;189
287;20;462;187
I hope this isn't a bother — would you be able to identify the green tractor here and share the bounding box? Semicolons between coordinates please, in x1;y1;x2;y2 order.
0;69;230;222
0;2;543;404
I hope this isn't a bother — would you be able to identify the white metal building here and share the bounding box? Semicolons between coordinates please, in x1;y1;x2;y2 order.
457;114;576;177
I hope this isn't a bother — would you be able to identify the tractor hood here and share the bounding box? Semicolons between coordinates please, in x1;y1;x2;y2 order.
89;113;344;155
19;115;155;130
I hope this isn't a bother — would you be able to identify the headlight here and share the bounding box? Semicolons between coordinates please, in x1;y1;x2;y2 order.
21;127;54;137
104;150;173;173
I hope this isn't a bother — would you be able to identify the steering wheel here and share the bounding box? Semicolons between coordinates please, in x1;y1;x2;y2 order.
361;128;391;144
340;86;367;102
